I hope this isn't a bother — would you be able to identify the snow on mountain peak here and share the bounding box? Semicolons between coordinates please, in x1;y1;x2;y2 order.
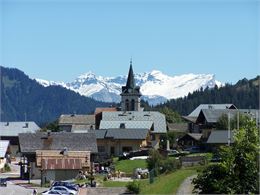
36;70;222;105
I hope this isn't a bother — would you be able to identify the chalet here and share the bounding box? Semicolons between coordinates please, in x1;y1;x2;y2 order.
58;114;95;132
100;111;167;149
95;128;150;156
177;133;203;148
18;132;97;183
94;107;118;129
183;104;237;133
0;121;40;156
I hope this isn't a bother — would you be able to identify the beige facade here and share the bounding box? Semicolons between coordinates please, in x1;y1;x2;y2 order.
36;150;91;170
35;150;91;182
97;137;150;156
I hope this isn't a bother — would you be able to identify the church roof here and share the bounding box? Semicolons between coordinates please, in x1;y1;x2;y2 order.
126;64;135;89
121;62;141;96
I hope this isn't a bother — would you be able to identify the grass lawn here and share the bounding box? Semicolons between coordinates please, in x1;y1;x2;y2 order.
139;166;203;194
113;158;147;174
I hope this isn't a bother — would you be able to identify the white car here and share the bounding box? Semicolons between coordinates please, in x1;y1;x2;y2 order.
50;186;77;195
42;190;68;195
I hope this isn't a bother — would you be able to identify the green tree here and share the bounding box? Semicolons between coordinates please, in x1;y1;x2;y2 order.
146;149;163;176
216;112;252;130
193;117;259;194
41;119;60;132
158;107;183;123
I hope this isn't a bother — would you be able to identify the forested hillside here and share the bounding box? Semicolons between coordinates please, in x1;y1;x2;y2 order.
1;66;110;126
156;76;259;115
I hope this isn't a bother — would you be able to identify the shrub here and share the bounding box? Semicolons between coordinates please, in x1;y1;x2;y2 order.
159;158;181;174
126;180;140;194
3;163;11;172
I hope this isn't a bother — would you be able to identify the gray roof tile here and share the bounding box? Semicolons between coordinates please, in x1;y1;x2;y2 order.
101;111;166;133
59;114;95;125
207;130;234;144
0;122;40;136
95;129;148;140
188;104;236;117
19;132;97;153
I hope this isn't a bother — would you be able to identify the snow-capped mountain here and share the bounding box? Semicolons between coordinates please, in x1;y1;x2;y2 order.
36;70;222;105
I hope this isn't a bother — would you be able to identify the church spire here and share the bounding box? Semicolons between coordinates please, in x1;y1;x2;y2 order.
126;59;135;89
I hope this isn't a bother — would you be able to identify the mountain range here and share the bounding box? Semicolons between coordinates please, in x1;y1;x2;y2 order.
36;70;222;105
1;66;258;126
0;66;110;125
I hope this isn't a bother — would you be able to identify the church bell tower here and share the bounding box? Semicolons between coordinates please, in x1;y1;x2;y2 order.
121;60;141;111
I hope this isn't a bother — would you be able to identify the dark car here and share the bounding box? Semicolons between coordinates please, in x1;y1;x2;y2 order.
211;154;222;162
184;146;202;153
0;178;7;187
52;181;79;191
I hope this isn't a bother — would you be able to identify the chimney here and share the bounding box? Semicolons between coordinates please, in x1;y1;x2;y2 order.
5;122;9;126
47;130;51;137
23;122;29;128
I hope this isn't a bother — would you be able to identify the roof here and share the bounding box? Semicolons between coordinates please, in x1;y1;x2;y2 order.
71;124;94;131
59;114;95;125
101;111;167;133
178;133;203;141
94;107;118;115
0;140;9;158
207;130;234;144
19;132;97;153
167;122;188;132
126;64;135;89
0;122;40;137
188;104;237;117
182;116;197;123
196;109;260;124
95;129;149;140
121;64;141;95
187;133;203;141
100;120;153;130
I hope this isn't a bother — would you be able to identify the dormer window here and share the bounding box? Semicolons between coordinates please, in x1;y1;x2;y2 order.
120;123;126;129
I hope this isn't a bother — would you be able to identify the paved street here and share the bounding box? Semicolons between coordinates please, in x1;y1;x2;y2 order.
0;181;36;195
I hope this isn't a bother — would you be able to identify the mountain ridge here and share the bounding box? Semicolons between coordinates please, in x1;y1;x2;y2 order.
36;70;222;105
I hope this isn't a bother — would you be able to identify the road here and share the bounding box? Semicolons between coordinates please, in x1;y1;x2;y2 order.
0;181;36;195
176;174;197;195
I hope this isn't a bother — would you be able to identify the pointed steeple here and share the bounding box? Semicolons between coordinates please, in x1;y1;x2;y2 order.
121;59;141;111
126;59;135;89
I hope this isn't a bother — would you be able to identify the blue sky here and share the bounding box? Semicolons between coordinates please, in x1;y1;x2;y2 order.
1;0;259;83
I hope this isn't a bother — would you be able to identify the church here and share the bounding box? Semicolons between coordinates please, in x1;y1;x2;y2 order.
95;61;167;156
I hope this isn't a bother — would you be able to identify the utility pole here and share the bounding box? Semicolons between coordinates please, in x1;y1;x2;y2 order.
237;111;239;130
228;111;231;146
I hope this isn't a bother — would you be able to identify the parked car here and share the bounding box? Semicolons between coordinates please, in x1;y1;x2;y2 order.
42;190;68;195
0;178;7;187
211;154;222;162
50;186;77;195
184;146;202;153
52;181;79;191
167;149;179;156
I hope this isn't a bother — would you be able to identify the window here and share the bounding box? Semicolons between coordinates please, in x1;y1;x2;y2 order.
131;99;135;111
98;146;105;153
125;99;129;111
120;123;126;129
